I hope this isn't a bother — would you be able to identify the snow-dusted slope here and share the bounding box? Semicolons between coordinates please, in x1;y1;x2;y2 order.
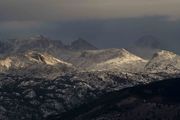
89;49;148;72
25;51;72;66
66;48;131;69
145;50;180;73
0;51;72;72
0;58;12;69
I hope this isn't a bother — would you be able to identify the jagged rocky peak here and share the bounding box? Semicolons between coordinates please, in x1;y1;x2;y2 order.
70;38;97;50
27;35;64;46
7;35;66;54
25;51;72;66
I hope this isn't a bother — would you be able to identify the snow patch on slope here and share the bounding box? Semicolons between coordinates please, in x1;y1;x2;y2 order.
90;49;148;72
153;50;176;59
0;58;12;69
25;51;72;66
145;50;180;73
0;51;73;72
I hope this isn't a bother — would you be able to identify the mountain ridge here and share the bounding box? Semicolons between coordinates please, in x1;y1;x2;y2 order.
89;49;148;72
1;47;180;74
0;36;180;120
0;35;97;55
0;51;73;73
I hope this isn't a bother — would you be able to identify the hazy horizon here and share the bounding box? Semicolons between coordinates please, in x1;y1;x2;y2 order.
0;0;180;52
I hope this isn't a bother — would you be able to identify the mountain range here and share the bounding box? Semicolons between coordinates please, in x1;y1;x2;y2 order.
0;35;180;120
0;35;179;74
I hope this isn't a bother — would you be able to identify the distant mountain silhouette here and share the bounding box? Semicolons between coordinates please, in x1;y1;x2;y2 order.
0;36;98;57
127;35;164;59
12;35;66;52
70;38;97;50
135;35;162;49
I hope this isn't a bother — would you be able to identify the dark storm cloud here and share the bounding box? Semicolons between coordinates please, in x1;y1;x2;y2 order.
0;0;180;31
0;0;180;21
0;0;180;53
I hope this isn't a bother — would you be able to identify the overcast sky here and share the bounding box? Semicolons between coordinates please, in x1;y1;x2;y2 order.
0;0;180;52
0;0;180;21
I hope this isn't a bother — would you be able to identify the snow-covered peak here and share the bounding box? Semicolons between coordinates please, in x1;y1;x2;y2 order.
116;48;146;61
153;50;176;59
118;48;130;56
0;51;73;72
89;49;147;72
145;50;180;73
113;49;146;62
25;51;72;66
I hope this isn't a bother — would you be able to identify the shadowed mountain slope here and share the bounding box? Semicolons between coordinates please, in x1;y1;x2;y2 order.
51;77;180;120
